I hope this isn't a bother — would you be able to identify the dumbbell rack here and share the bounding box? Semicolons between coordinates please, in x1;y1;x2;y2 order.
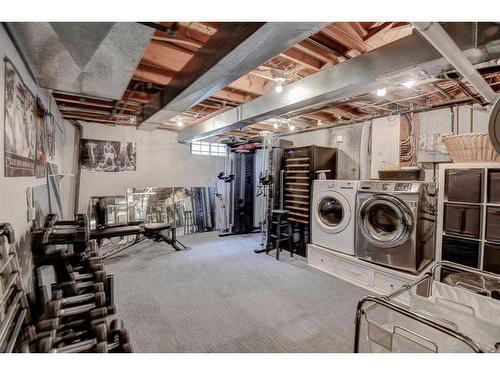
28;214;132;353
0;224;32;353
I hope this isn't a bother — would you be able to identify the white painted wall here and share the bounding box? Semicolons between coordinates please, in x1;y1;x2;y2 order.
282;123;363;179
369;116;401;179
0;26;76;237
0;25;77;287
282;105;491;182
77;122;225;213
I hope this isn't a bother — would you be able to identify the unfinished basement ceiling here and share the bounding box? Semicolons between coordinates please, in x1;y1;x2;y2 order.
45;22;413;129
12;22;500;138
5;22;154;100
126;22;415;131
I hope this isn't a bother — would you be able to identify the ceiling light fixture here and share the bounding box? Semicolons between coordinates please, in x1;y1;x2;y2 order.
403;80;415;88
288;123;296;132
376;88;387;97
275;81;284;93
274;75;286;94
176;119;184;127
273;122;279;129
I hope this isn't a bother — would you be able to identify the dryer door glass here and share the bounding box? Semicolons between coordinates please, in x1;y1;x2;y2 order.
318;197;343;227
367;203;401;237
359;195;413;248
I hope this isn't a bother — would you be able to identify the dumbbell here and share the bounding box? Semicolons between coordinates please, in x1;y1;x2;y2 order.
36;316;105;333
49;289;108;309
46;337;107;353
38;322;108;353
53;279;106;297
42;295;113;320
107;319;133;353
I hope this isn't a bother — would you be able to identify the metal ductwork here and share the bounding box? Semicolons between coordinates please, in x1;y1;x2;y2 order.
179;23;500;142
138;22;330;130
413;22;498;104
4;22;154;100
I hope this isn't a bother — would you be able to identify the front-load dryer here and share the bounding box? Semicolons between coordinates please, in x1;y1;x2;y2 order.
311;180;359;255
355;180;436;274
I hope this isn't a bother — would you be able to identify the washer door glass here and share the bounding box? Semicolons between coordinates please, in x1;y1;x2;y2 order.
359;195;413;247
318;197;344;227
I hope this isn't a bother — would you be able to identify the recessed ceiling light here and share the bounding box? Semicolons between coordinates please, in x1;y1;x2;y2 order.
275;81;284;93
403;80;415;88
376;88;387;97
176;120;184;127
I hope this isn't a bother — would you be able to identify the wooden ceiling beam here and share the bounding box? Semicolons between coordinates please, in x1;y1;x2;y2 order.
210;88;255;104
321;24;370;53
295;39;340;64
226;74;270;96
141;40;194;71
124;90;151;104
280;47;324;71
363;22;393;42
350;22;367;39
198;22;222;31
54;97;115;110
52;92;114;105
320;106;361;119
309;33;350;57
133;63;176;86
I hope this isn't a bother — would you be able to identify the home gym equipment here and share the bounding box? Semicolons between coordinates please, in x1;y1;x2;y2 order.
11;212;135;353
219;151;257;236
91;198;190;257
0;223;33;353
254;131;291;255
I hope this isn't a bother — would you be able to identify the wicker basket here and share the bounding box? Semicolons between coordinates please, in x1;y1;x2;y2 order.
442;133;500;163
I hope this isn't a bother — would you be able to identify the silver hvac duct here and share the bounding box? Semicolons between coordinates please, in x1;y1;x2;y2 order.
413;22;498;103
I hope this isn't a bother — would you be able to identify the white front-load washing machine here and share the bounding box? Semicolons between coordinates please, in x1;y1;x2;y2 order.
311;180;359;255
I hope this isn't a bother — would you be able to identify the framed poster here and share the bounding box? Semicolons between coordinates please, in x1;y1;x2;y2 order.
46;116;55;160
35;107;47;178
4;59;36;177
80;138;136;172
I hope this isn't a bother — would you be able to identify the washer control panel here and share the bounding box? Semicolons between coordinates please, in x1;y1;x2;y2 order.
395;183;412;192
358;181;420;193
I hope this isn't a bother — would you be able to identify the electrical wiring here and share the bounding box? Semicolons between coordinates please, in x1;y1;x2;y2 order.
399;112;417;165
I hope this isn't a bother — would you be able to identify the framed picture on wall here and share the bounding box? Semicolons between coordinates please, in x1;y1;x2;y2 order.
3;58;36;177
35;104;47;178
46;115;55;160
80;138;137;172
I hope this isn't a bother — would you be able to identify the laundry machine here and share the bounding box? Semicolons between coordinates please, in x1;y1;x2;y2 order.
355;181;437;274
311;180;359;255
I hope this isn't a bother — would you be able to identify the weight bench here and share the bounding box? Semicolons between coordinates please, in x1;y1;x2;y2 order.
90;222;189;255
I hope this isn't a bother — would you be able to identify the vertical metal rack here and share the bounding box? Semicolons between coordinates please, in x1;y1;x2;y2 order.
283;146;337;257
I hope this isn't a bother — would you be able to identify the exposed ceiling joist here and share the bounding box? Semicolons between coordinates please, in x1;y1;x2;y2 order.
179;23;500;142
138;22;330;130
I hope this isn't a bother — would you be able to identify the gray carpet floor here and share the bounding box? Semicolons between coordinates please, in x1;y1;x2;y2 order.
105;232;370;353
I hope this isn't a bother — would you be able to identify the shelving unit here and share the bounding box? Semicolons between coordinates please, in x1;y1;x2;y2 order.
282;146;337;257
436;162;500;274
